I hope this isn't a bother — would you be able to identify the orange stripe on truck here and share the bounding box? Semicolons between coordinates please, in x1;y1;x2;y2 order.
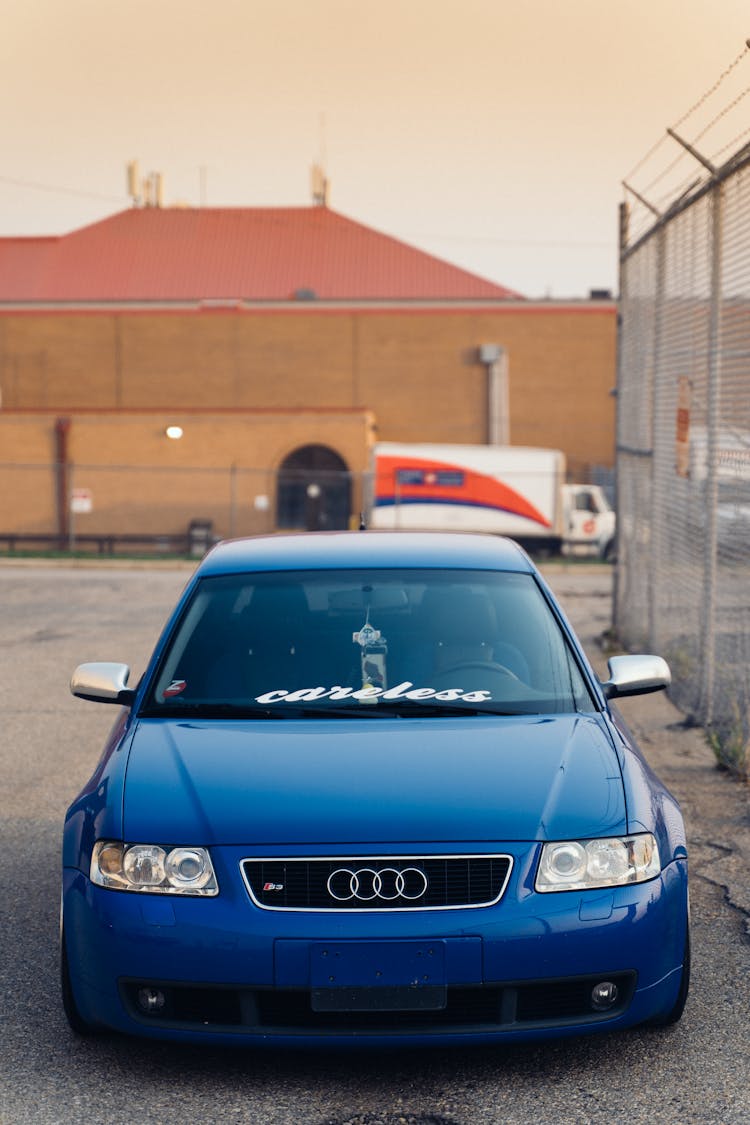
374;456;551;528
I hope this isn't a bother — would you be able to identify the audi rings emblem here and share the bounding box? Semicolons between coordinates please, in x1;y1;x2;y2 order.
327;866;429;903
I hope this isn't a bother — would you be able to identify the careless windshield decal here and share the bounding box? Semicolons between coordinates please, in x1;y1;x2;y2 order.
254;681;492;704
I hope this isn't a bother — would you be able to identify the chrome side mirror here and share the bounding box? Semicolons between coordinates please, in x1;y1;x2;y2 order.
600;654;671;699
70;662;136;705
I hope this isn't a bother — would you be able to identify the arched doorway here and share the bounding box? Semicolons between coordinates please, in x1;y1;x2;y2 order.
276;445;351;531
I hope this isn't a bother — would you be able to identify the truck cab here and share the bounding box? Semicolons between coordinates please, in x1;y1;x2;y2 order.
562;484;615;561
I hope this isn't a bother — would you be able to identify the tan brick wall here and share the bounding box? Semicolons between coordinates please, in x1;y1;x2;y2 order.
0;463;58;533
234;314;357;409
0;315;119;408
0;302;616;536
0;409;373;537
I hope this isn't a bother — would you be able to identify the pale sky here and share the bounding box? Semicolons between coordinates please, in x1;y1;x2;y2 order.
1;0;748;298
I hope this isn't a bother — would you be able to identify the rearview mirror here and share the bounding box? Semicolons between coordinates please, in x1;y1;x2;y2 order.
328;588;409;611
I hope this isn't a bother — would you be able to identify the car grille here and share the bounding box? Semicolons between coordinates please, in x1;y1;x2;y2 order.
241;854;513;911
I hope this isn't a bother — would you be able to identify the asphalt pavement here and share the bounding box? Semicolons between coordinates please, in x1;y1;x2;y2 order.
1;560;749;1125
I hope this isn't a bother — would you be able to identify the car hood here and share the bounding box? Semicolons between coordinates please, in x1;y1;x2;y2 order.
122;714;625;845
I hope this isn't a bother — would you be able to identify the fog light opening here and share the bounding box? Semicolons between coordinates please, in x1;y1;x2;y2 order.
137;986;167;1014
590;980;619;1012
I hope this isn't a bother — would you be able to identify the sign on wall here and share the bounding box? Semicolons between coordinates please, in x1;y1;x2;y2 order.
70;488;93;514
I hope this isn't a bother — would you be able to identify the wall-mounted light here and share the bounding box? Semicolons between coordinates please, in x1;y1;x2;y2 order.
165;425;184;440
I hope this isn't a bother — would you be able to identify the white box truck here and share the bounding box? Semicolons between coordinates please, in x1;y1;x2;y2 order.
369;443;615;560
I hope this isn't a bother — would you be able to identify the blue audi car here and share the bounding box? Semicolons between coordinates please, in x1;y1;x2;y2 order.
62;532;689;1045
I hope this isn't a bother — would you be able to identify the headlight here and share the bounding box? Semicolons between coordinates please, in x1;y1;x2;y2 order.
535;833;660;892
91;842;219;896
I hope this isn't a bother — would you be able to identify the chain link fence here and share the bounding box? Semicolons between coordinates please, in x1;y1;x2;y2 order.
0;454;619;557
617;72;750;772
0;462;367;555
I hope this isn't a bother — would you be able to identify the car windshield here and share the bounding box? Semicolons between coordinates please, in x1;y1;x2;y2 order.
143;568;595;717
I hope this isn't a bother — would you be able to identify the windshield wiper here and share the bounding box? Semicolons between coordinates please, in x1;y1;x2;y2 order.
284;700;524;718
362;700;522;717
139;701;293;720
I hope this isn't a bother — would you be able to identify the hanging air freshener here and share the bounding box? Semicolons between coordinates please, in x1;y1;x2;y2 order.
353;608;388;700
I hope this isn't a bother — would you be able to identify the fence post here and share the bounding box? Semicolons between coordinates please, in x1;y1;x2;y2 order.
54;416;71;548
68;463;76;552
613;202;628;641
700;179;725;725
229;463;237;538
649;226;667;654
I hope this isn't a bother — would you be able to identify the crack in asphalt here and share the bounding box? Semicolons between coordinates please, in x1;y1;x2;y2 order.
690;839;750;941
321;1116;463;1125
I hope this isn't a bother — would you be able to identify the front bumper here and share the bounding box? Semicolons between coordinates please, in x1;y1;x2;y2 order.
62;845;688;1046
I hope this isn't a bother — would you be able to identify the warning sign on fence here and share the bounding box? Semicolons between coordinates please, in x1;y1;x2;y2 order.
675;377;691;479
70;488;93;514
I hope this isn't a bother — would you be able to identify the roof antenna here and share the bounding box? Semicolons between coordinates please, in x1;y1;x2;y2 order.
310;163;329;207
310;112;330;206
358;512;367;531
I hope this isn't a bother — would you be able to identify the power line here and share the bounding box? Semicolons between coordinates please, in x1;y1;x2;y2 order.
0;174;125;204
408;233;613;250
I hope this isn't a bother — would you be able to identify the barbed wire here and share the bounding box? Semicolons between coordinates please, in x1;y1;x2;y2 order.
673;40;750;129
639;148;691;199
624;40;750;235
711;122;750;163
691;81;750;151
624;133;671;185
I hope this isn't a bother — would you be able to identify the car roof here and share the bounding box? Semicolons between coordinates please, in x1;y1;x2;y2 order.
196;532;534;577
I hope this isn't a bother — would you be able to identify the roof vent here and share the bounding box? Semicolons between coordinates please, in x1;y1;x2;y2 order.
589;288;613;300
294;288;317;301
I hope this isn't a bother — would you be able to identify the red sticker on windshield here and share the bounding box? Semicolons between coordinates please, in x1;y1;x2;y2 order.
163;679;187;698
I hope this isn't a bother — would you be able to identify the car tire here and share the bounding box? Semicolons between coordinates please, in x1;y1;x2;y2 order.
646;925;690;1028
61;928;97;1036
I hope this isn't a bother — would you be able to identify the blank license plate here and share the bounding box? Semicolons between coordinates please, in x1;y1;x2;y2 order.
310;940;447;1011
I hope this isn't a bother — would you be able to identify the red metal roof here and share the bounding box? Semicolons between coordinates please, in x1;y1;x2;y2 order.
0;237;59;296
0;207;521;302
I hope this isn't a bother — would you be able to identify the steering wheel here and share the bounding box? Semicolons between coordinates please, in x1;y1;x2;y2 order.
434;660;522;682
